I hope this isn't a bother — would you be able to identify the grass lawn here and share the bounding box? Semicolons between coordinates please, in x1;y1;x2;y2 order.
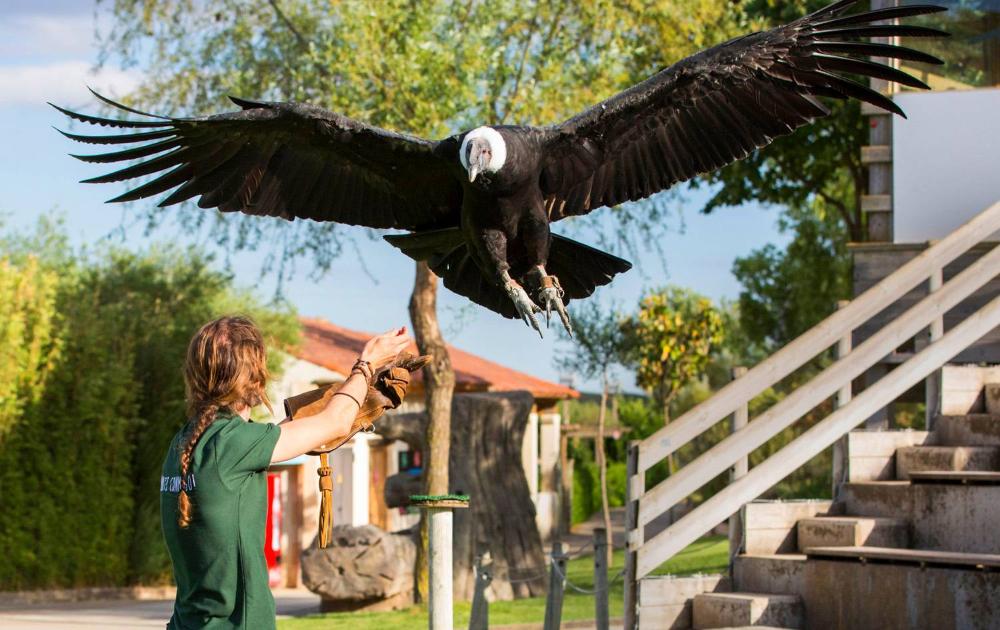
278;535;728;629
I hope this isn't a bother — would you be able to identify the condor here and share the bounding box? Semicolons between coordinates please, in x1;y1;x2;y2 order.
55;0;946;336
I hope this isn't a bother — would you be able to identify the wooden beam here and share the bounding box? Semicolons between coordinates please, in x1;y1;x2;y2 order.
637;293;1000;578
862;194;892;212
638;242;1000;529
861;145;892;164
636;200;1000;473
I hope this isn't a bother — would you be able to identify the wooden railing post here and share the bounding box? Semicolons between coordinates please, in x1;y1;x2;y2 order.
543;542;566;630
469;552;492;630
926;267;944;430
729;367;748;564
833;300;853;495
624;441;641;630
594;528;610;630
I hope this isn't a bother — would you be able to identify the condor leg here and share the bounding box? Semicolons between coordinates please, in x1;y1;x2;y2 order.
481;228;543;335
526;266;573;337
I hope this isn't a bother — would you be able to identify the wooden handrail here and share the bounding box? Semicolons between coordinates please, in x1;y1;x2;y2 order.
637;199;1000;473
637;242;1000;528
636;292;1000;577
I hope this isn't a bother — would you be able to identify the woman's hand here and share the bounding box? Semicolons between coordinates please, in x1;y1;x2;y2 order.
360;326;414;371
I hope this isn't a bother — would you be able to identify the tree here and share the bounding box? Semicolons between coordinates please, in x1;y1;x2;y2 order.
692;0;867;351
732;203;851;350
98;0;751;598
622;286;724;471
554;300;628;563
0;218;299;588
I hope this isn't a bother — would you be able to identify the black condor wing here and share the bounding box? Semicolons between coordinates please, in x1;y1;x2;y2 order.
54;92;462;230
539;0;947;221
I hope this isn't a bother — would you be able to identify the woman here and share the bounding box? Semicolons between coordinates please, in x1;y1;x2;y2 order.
159;315;412;629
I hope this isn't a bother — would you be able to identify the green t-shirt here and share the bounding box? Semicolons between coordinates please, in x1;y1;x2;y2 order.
160;412;281;630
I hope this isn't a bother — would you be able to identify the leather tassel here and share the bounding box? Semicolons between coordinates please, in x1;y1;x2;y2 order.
317;451;333;548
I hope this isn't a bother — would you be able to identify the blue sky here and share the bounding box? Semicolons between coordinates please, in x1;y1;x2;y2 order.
0;1;789;393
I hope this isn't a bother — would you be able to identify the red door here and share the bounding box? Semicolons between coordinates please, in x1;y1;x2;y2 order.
265;472;282;587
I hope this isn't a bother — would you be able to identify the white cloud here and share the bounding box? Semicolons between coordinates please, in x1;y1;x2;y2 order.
0;13;97;60
0;61;140;107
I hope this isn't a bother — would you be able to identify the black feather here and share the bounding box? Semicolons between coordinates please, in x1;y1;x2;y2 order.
812;41;944;65
106;165;193;203
55;128;176;145
811;4;946;30
811;24;950;39
813;54;930;89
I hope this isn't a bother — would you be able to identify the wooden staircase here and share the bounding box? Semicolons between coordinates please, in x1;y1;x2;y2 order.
622;201;1000;630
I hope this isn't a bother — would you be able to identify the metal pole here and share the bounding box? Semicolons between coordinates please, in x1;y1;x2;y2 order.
468;552;491;630
833;299;853;496
429;507;453;630
926;268;944;430
594;528;609;630
729;367;749;566
623;442;641;630
543;542;566;630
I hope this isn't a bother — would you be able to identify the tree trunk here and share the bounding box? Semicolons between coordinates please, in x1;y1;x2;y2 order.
375;392;547;600
408;261;456;602
597;377;613;565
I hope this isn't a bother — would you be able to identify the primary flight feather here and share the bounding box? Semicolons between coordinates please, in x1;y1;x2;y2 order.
55;0;947;336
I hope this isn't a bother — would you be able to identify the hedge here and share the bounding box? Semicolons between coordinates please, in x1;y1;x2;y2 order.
0;226;299;589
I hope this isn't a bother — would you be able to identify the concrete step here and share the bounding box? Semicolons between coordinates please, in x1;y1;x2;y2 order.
909;470;1000;484
637;574;729;629
845;429;932;482
804;545;1000;569
804;548;1000;628
692;592;803;629
935;414;1000;446
796;516;908;552
733;555;806;599
895;445;1000;480
839;481;1000;553
742;500;833;555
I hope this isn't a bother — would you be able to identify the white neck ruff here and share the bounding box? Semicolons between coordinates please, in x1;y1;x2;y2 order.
459;126;507;173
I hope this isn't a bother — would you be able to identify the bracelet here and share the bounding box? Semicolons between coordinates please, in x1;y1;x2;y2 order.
333;391;363;409
351;358;374;386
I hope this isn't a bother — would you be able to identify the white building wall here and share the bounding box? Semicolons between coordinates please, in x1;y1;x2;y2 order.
522;411;539;498
893;88;1000;242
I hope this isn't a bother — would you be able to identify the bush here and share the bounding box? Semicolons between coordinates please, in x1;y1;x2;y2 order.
0;222;299;589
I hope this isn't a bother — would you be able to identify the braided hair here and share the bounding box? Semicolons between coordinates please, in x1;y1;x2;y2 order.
177;315;272;528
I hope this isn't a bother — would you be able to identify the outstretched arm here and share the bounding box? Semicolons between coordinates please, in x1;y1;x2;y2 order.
270;327;413;463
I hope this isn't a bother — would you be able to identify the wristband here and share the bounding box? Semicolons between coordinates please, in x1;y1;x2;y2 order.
333;390;363;409
351;358;374;386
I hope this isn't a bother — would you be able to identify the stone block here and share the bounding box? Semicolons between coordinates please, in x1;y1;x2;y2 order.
936;414;1000;446
638;574;730;630
301;524;416;612
895;446;1000;480
840;481;1000;554
743;500;832;555
804;557;1000;629
733;554;807;598
796;517;909;551
692;592;802;629
846;430;932;482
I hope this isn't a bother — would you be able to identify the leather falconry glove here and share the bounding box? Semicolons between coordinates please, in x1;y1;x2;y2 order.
283;352;430;548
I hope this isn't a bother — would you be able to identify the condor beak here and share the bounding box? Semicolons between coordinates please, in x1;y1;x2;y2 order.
467;143;490;182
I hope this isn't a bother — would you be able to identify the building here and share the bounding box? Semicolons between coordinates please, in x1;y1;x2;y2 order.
267;317;577;587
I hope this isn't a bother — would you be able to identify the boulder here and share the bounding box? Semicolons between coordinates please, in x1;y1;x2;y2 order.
301;524;416;612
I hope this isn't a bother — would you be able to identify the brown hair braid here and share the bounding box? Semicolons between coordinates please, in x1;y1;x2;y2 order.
177;315;273;528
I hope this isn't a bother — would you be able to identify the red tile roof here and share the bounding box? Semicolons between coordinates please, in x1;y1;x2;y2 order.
297;317;578;400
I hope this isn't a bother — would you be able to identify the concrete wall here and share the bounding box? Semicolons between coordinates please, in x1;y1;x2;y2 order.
804;559;1000;630
841;482;1000;554
893;89;1000;243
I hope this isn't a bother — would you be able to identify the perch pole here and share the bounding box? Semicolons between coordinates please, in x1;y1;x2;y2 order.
412;495;470;630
